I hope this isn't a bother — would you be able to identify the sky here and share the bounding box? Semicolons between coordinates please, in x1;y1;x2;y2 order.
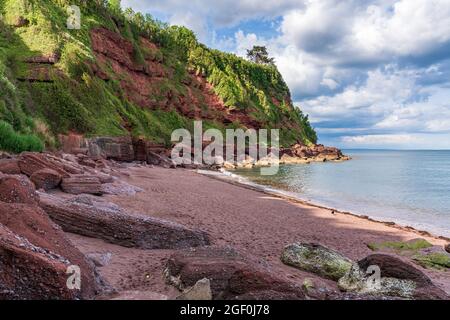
122;0;450;149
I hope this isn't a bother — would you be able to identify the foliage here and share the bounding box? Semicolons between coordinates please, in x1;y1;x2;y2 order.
0;120;44;152
0;0;317;153
246;46;275;65
413;253;450;270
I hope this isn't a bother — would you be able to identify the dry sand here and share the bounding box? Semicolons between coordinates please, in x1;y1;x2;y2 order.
68;166;450;298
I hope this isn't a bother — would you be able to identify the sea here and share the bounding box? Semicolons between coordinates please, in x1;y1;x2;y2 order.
231;149;450;238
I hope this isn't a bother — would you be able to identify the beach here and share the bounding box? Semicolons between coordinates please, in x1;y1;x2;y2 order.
67;165;450;298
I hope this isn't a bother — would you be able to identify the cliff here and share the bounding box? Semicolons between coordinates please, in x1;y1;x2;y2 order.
0;0;317;153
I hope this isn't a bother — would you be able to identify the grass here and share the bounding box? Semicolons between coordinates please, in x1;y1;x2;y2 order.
413;253;450;270
0;0;318;151
0;120;44;153
367;239;433;252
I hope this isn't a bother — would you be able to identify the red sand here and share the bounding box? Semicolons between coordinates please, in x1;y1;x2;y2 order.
68;166;450;298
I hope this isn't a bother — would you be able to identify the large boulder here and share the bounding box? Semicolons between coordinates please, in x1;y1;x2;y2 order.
0;223;76;300
445;244;450;254
0;174;37;204
281;243;353;281
61;175;102;195
38;193;210;250
0;202;98;299
0;158;21;174
338;254;448;300
18;152;69;177
31;168;62;191
165;246;307;300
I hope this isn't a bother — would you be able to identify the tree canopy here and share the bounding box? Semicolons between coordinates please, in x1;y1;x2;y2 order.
246;46;275;65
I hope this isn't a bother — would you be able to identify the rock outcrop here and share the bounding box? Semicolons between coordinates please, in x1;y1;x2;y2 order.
280;144;350;163
0;174;38;204
30;169;62;191
18;152;70;177
0;158;21;174
61;175;103;195
0;200;98;300
165;246;307;300
0;223;76;300
338;254;448;300
38;193;210;250
281;243;353;281
87;137;135;162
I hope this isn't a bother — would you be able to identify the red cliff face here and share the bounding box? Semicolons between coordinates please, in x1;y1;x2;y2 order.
90;27;261;129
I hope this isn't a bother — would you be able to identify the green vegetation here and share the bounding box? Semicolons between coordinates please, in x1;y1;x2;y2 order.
0;0;317;152
246;46;275;65
413;253;450;270
0;120;43;152
367;239;433;252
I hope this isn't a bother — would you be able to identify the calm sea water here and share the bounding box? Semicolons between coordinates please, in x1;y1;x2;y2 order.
232;150;450;237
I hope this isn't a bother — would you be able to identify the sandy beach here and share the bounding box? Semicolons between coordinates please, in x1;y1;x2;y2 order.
67;166;450;298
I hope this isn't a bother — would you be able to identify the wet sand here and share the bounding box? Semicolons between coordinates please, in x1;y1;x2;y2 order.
68;166;450;298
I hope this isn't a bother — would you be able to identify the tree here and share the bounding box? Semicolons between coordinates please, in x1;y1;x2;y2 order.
246;46;275;65
109;0;121;12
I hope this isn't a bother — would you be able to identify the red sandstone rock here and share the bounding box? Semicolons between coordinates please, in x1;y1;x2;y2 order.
30;168;62;191
165;246;306;300
61;175;102;195
0;202;98;299
18;152;69;177
38;193;210;250
0;158;21;174
0;223;76;300
0;174;37;204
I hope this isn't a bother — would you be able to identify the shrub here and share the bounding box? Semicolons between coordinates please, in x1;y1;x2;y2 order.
0;120;44;153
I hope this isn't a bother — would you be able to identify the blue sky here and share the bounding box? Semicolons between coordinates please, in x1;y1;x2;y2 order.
122;0;450;149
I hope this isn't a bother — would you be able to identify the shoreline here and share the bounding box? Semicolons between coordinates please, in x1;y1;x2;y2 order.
198;168;450;242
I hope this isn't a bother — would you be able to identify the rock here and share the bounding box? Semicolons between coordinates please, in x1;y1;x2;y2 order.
0;224;76;300
58;134;86;154
87;252;112;267
281;243;353;281
165;246;306;300
147;151;176;168
445;244;450;254
31;168;62;191
100;182;143;196
111;291;168;300
38;193;210;250
0;158;21;174
61;175;102;195
0;202;98;299
94;172;114;184
0;174;38;204
18;152;69;177
87;137;135;162
338;254;448;300
176;278;213;300
79;157;97;168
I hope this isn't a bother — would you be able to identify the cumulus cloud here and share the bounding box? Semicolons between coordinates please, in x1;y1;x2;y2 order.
122;0;450;149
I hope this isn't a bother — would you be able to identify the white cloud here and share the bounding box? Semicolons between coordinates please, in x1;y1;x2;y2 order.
122;0;450;149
